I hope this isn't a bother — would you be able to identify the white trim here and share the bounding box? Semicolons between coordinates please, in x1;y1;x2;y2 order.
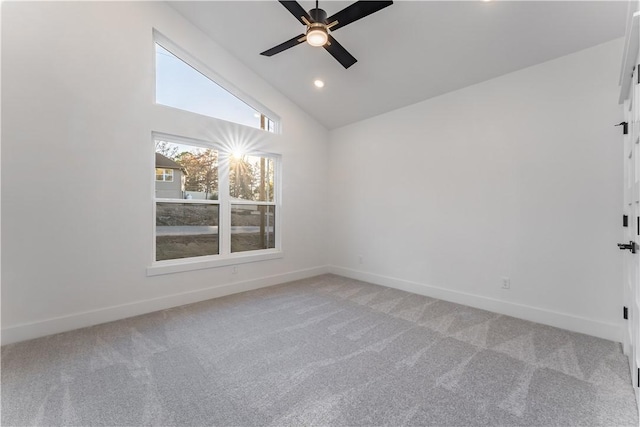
156;198;220;205
151;143;158;263
1;265;331;346
154;131;220;151
619;0;640;87
329;266;623;342
619;11;640;104
229;200;276;206
219;150;231;256
147;250;284;276
2;265;622;346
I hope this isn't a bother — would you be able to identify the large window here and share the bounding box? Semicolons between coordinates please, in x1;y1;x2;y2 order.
154;136;279;264
155;41;277;132
150;33;282;274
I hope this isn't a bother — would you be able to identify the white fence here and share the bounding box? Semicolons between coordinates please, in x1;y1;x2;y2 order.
184;191;213;200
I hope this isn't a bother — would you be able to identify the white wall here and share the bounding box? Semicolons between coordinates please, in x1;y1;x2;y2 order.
328;39;625;341
1;1;329;344
1;2;626;344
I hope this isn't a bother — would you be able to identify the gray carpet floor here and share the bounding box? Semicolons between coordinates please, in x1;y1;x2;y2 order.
1;274;638;426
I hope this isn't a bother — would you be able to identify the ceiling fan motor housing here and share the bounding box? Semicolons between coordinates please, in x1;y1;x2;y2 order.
309;8;327;23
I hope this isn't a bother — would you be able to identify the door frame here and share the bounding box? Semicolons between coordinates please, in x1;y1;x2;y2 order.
619;4;640;414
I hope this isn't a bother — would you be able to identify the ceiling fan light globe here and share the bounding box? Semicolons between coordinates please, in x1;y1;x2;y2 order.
307;28;328;47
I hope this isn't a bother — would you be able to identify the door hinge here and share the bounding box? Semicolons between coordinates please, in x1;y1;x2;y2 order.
624;306;629;319
623;215;628;227
637;368;639;388
616;122;629;135
618;241;636;253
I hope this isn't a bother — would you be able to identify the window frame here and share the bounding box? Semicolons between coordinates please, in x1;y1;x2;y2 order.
153;30;281;134
147;132;282;276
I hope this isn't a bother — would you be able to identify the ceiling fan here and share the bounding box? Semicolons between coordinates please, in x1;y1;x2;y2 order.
260;0;393;69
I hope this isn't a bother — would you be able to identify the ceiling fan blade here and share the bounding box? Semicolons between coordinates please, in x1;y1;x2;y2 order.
278;1;311;25
260;34;306;56
326;1;393;32
324;35;357;69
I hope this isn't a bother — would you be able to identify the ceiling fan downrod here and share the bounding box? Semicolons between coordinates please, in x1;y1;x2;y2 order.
309;0;327;23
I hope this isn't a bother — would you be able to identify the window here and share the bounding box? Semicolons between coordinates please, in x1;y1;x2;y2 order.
229;154;276;253
155;41;278;132
153;135;280;265
155;139;219;262
155;168;173;182
150;33;282;275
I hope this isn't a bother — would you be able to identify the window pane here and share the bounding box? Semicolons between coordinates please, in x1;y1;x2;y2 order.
156;203;219;261
155;140;218;200
229;155;274;202
156;43;274;131
231;204;275;253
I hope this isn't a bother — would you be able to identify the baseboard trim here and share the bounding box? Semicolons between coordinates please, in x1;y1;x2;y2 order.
329;266;622;342
3;265;622;345
1;265;331;346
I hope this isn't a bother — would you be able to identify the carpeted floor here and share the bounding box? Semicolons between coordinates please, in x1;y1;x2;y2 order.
2;274;638;426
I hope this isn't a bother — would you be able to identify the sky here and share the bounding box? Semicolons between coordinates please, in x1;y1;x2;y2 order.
155;44;265;130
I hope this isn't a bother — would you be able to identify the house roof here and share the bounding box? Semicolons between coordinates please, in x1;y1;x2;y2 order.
155;152;182;170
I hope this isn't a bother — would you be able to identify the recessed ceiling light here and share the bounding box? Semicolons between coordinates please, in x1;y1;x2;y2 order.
314;79;325;88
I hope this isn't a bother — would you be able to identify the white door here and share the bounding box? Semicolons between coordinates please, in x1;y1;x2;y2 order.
622;63;640;406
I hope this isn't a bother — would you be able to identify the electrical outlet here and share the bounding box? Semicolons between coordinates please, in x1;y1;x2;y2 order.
501;277;510;290
358;255;363;264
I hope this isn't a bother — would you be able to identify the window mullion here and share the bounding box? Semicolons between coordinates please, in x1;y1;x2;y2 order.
219;155;231;256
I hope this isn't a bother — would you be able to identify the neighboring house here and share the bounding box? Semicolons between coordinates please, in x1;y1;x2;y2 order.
155;152;185;199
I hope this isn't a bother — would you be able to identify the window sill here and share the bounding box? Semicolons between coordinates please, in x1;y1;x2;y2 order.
146;250;283;276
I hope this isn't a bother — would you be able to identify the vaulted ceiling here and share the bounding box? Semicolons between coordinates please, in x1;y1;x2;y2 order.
169;1;629;130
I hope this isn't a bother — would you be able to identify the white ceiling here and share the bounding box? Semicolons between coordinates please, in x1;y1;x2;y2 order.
168;1;629;130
